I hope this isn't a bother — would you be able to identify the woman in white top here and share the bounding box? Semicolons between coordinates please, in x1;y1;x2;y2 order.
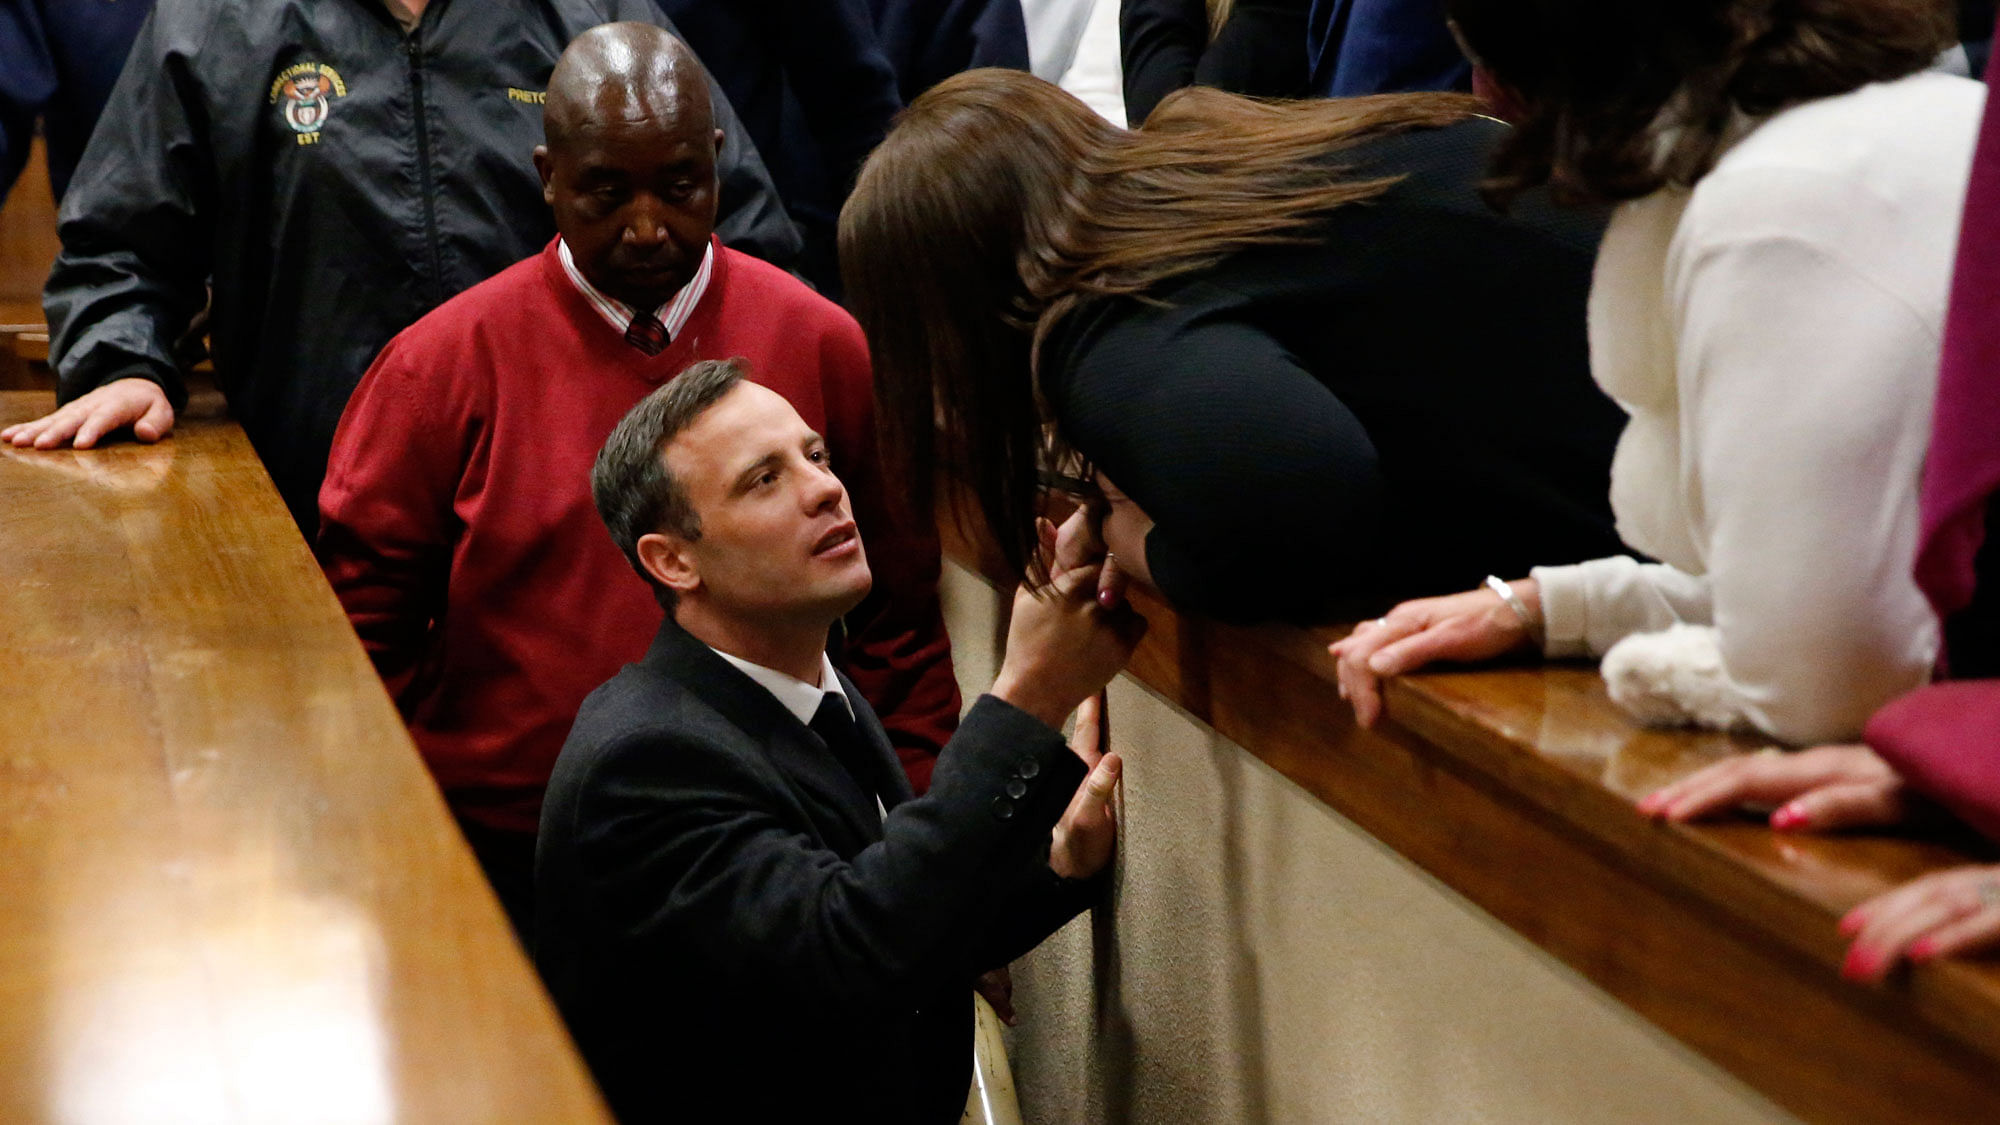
1332;0;1985;746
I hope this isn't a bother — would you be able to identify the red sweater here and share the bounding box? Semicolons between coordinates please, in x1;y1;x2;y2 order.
318;238;959;832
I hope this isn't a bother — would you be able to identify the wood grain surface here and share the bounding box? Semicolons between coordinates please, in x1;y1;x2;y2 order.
941;503;2000;1124
1;137;60;304
0;391;609;1122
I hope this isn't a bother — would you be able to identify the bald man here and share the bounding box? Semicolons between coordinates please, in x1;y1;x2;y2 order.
316;23;959;935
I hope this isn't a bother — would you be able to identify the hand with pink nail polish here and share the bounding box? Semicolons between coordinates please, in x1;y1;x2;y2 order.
1635;743;1909;830
1836;864;2000;984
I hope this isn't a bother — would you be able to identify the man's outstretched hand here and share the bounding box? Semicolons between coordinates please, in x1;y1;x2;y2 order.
1050;692;1120;880
2;378;175;449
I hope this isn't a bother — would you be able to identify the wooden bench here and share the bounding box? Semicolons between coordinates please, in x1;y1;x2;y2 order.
942;518;2000;1124
1;134;58;392
0;390;609;1122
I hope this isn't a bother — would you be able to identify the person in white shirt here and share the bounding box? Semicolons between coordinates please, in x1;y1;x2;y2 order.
1332;0;1984;746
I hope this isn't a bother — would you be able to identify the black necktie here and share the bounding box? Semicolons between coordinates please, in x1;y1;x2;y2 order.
808;692;877;802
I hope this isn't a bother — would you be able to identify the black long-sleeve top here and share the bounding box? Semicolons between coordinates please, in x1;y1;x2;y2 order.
1039;117;1628;624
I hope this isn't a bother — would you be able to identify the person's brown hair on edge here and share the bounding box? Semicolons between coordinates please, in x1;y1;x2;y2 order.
840;68;1477;587
1446;0;1953;208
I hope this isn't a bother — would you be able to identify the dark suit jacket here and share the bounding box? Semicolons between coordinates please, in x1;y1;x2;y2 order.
537;619;1097;1124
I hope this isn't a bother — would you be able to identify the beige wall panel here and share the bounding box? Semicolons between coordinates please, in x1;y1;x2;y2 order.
939;562;1795;1125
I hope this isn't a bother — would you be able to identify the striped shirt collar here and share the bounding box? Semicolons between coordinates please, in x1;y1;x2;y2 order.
556;237;715;344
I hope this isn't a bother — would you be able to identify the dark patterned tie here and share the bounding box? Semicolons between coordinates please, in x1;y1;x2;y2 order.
624;310;668;356
809;693;878;802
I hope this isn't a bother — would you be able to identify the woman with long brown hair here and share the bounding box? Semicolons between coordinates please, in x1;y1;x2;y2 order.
1333;0;1980;745
841;68;1627;624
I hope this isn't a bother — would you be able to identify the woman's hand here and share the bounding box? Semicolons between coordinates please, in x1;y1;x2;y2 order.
1328;580;1540;728
1092;471;1152;600
1047;505;1128;609
1636;743;1910;831
1840;864;2000;983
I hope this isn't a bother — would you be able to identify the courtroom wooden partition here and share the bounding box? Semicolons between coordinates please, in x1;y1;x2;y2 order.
0;391;610;1122
940;521;2000;1124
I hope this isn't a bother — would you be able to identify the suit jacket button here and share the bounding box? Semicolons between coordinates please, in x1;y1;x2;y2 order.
1005;778;1028;800
1016;757;1041;780
991;797;1015;820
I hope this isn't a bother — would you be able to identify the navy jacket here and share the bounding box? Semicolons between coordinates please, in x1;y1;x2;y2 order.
0;0;155;200
661;0;902;293
1306;0;1469;97
869;0;1031;104
538;619;1098;1123
0;0;155;202
46;0;798;531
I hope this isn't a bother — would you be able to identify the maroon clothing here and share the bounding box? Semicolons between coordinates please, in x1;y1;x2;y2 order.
1867;29;2000;841
1917;18;2000;637
1868;684;2000;843
319;237;958;833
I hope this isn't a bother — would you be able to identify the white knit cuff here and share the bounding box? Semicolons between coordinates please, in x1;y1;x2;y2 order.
1528;563;1593;659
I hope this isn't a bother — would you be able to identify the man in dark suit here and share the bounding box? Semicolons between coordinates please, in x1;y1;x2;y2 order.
537;357;1144;1123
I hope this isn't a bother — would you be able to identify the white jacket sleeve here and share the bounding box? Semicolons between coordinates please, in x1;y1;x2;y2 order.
1626;230;1937;743
1531;556;1714;659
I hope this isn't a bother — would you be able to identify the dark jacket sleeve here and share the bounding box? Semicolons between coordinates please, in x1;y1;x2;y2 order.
1198;0;1310;97
1121;0;1309;126
577;694;1086;1018
971;863;1103;971
42;2;213;410
0;0;56;201
1120;0;1206;126
609;0;805;267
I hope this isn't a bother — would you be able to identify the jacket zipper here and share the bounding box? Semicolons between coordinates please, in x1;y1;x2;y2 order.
406;31;447;307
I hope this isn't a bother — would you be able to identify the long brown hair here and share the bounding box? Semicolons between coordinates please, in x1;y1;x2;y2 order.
1448;0;1952;207
840;69;1477;584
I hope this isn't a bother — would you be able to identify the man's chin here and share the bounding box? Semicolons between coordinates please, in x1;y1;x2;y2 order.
828;571;873;619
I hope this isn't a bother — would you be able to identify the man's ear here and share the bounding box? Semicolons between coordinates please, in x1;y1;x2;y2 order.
712;127;725;157
533;144;556;206
637;531;702;599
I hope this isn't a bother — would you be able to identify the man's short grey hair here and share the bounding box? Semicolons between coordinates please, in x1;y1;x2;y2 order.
592;357;749;608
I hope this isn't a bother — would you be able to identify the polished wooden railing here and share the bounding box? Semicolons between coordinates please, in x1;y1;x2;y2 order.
0;390;609;1122
942;513;2000;1125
